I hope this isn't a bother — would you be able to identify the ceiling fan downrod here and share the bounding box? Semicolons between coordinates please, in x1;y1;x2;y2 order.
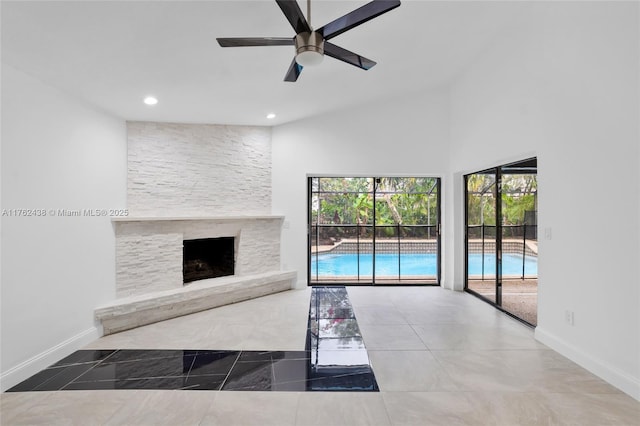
294;0;323;66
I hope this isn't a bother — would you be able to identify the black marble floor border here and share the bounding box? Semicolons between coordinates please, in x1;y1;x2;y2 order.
6;287;378;392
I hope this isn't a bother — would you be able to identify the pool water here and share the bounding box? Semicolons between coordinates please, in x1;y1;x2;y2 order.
466;253;537;276
311;253;537;277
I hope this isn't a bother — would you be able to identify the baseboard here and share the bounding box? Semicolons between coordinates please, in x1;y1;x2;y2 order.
1;326;101;392
535;326;640;401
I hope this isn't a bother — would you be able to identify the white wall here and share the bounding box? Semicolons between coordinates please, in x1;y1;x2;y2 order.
272;89;451;289
0;65;127;391
449;2;639;399
127;122;271;217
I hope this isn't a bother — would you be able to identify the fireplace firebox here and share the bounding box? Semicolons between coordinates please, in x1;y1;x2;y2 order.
183;237;235;283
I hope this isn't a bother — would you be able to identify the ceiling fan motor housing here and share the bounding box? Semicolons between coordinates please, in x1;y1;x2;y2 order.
295;31;325;65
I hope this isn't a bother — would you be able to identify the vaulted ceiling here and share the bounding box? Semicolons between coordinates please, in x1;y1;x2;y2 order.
1;1;526;125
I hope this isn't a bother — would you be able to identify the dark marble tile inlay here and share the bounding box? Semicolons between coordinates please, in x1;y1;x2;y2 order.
307;287;378;391
6;287;378;392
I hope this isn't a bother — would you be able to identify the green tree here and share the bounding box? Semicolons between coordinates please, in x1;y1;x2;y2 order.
467;173;496;226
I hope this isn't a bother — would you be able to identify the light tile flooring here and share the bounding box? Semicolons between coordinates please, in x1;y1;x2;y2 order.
2;287;639;425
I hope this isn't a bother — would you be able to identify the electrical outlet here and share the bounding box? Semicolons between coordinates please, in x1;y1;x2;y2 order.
565;310;574;326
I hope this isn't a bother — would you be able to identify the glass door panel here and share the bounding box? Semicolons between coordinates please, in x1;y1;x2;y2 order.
499;164;538;325
466;171;498;303
309;177;373;284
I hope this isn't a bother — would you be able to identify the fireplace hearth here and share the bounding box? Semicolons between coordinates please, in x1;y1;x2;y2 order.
183;237;235;283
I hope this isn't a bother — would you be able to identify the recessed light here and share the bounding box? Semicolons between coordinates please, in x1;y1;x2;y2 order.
266;113;276;119
143;96;158;105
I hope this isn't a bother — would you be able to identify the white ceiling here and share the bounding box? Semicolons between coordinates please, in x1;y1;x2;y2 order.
1;1;526;126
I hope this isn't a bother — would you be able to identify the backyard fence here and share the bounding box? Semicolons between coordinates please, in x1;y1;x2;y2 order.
309;223;439;283
467;224;538;280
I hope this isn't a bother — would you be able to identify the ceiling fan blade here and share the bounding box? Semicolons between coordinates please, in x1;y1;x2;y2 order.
324;42;376;70
317;0;401;40
217;37;294;47
276;0;311;34
284;57;303;82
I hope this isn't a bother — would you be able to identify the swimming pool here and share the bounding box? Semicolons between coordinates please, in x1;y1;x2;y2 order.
311;253;537;277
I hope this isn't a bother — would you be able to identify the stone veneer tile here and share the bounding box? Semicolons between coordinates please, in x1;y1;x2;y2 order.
127;122;272;217
116;232;183;297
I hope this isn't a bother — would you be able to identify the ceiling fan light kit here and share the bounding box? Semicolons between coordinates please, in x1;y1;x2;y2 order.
295;32;324;67
216;0;401;82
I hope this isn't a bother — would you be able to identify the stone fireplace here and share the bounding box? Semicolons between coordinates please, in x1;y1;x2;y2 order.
95;216;296;334
94;122;296;335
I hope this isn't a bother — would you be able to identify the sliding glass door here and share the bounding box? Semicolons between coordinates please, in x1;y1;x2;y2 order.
465;159;538;325
465;170;499;303
309;177;440;285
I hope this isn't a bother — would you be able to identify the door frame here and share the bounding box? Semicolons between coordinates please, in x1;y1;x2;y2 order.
464;158;537;326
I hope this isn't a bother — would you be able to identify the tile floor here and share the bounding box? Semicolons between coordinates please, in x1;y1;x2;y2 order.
6;287;378;393
2;287;639;425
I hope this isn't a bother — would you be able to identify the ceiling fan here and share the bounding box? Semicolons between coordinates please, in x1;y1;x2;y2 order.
216;0;401;82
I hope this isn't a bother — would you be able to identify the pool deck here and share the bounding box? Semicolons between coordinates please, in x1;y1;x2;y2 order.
468;278;538;325
311;238;438;254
